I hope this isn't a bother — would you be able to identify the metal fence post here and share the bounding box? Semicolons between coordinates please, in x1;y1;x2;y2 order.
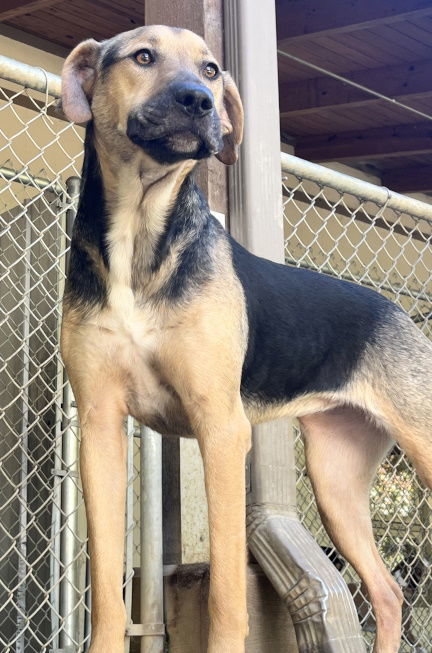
52;185;71;652
16;201;32;653
58;176;81;652
124;416;136;653
137;428;164;653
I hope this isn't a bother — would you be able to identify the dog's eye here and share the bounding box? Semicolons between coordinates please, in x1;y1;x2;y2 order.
135;49;154;66
204;63;219;79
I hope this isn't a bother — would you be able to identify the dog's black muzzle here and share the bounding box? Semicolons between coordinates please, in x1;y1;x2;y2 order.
127;79;223;164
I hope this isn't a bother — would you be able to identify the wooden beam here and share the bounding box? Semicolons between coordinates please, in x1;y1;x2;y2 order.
280;58;432;117
0;0;64;22
0;23;70;57
382;165;432;194
295;121;432;163
144;0;226;216
144;0;226;568
226;0;284;260
276;0;432;45
161;436;182;565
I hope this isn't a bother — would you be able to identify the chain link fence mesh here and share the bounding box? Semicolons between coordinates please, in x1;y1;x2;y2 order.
282;161;432;652
0;61;144;653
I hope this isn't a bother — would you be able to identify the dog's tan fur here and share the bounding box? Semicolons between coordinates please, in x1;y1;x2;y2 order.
61;29;249;652
60;25;432;653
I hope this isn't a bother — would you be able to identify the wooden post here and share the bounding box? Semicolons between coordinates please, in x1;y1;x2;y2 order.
143;1;228;565
224;0;295;507
144;0;227;215
224;7;367;652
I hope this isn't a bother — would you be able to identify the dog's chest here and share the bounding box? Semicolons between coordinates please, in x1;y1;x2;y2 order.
93;254;192;433
100;289;159;349
103;194;162;342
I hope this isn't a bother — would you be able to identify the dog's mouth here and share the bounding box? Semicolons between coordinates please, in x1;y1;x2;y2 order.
164;131;201;153
127;118;220;164
126;95;222;164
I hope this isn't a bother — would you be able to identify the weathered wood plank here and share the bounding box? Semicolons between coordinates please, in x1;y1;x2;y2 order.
383;164;432;193
132;564;299;653
0;0;65;22
143;0;227;569
276;0;432;44
280;58;432;116
144;0;227;216
295;121;432;162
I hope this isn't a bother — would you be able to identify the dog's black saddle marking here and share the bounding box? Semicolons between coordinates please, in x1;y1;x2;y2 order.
231;238;400;403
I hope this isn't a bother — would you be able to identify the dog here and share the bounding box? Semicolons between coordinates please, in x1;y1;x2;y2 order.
60;25;432;653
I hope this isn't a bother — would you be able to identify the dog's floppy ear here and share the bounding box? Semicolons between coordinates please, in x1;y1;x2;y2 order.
216;73;244;165
61;39;101;123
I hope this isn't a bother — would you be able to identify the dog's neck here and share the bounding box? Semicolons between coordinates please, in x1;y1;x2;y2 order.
66;123;216;311
94;126;196;217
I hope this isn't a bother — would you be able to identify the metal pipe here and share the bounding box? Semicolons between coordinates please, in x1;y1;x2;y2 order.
83;556;91;651
51;188;70;651
58;176;81;652
277;48;432;125
139;427;164;653
16;202;32;653
281;152;432;224
124;416;136;653
0;165;63;195
0;54;61;98
58;382;80;651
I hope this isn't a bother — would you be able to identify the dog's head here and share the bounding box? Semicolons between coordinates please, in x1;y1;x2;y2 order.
61;25;243;165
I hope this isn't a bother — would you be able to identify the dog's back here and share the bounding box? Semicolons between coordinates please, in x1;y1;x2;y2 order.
231;237;432;468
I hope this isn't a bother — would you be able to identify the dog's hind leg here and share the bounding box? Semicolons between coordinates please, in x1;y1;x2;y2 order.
361;313;432;490
376;401;432;492
299;406;403;653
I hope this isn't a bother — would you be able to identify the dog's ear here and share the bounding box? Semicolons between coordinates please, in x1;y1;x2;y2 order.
61;39;101;123
216;73;244;165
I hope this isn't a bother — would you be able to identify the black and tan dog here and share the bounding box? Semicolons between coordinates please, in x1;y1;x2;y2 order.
60;25;432;653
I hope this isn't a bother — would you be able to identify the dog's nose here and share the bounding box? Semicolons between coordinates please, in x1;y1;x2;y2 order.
174;84;214;117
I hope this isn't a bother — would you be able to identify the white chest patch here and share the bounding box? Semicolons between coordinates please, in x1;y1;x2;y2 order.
103;163;186;334
106;208;142;342
103;171;154;343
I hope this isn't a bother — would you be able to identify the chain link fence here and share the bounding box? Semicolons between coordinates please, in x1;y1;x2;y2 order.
282;154;432;652
0;56;148;653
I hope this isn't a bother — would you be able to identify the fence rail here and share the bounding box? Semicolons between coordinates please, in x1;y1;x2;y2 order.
1;54;431;653
1;55;139;653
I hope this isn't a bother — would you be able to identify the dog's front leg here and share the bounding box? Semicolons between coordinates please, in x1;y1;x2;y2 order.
78;398;128;653
197;404;251;653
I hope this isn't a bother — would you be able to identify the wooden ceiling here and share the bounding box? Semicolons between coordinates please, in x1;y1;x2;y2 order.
2;0;432;192
276;0;432;193
1;0;144;46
